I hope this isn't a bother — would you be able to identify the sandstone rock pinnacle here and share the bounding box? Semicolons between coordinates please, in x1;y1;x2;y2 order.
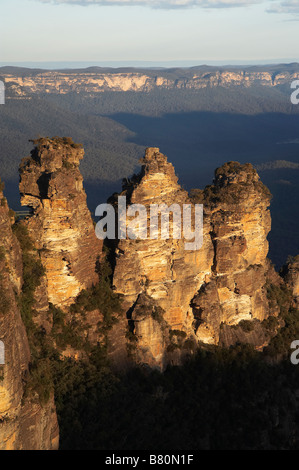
19;137;102;308
112;151;275;366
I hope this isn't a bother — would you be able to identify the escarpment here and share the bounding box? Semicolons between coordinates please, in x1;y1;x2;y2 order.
19;137;102;308
2;66;299;97
0;182;58;450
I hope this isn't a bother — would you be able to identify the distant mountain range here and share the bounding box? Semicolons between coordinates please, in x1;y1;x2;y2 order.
1;63;299;96
1;59;299;69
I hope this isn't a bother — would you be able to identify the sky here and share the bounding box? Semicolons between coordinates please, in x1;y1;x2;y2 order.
0;0;298;66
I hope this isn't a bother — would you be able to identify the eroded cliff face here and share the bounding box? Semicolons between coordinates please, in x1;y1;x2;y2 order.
113;148;213;324
3;68;299;97
112;149;275;367
19;137;102;308
112;148;213;367
192;162;274;344
0;185;58;450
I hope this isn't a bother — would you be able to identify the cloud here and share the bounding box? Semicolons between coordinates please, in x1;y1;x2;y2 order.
35;0;299;16
267;0;299;14
35;0;263;9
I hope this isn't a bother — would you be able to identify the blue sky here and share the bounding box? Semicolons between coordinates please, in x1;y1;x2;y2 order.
0;0;298;65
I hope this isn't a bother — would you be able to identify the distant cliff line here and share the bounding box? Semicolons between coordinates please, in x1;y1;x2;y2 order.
1;63;299;96
255;160;299;171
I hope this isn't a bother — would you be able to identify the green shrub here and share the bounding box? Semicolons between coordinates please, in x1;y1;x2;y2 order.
63;161;76;170
0;287;11;315
189;188;204;204
70;256;121;332
25;357;53;405
13;222;45;328
169;329;187;340
167;343;180;352
30;136;83;150
266;282;293;317
264;306;299;357
50;303;86;351
238;320;255;333
262;316;279;331
8;208;15;220
17;251;45;333
151;306;165;324
125;326;138;357
168;329;188;352
51;303;65;329
12;223;34;252
0;246;5;262
183;338;197;351
0;246;10;315
12;221;53;403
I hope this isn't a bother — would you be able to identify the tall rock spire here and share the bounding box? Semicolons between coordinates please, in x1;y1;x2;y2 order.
193;161;273;344
19;137;102;308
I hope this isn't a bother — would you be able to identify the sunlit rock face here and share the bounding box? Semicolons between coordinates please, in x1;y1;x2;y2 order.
193;161;272;344
19;138;102;308
112;149;273;366
113;147;213;325
112;148;214;367
3;69;299;96
0;185;58;450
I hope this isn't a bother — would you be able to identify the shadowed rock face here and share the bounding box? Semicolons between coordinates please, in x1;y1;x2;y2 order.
112;149;274;366
0;185;58;450
19;138;102;308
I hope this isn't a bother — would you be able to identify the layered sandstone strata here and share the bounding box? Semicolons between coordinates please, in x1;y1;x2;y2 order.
19;137;102;308
112;149;274;366
0;185;58;450
113;148;213;326
112;148;214;366
192;162;272;343
3;68;299;96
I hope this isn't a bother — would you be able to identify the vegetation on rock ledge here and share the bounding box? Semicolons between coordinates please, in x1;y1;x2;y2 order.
30;136;83;150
